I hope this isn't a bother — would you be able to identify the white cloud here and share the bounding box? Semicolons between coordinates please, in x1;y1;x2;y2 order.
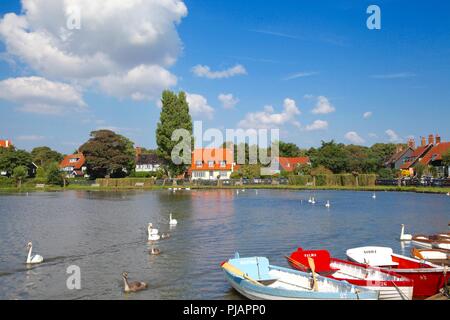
0;0;186;99
371;72;416;79
345;131;365;144
312;96;335;114
16;135;45;141
284;71;319;80
304;120;328;131
97;64;177;101
0;76;86;114
386;129;402;143
191;64;247;79
238;98;300;129
186;93;214;119
363;111;373;119
218;93;239;109
369;133;378;138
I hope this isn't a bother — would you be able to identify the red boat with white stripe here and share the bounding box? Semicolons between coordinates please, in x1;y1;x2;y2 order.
287;248;414;300
346;246;448;298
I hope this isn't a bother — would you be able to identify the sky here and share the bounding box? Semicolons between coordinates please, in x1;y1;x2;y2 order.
0;0;450;154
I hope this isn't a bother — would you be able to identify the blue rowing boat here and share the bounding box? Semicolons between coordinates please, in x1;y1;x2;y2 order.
221;253;379;300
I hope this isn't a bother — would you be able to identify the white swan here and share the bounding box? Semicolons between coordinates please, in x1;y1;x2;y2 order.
148;223;159;236
308;197;312;203
26;242;43;264
236;190;239;195
325;200;331;208
169;213;178;226
400;224;412;241
372;193;377;199
148;233;160;241
311;197;316;205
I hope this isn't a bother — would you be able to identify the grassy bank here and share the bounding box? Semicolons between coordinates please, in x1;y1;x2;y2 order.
1;184;450;194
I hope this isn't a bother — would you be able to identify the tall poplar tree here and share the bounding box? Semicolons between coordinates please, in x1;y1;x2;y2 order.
156;90;193;177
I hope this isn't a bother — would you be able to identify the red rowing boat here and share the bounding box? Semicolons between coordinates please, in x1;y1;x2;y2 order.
287;248;414;300
346;246;448;298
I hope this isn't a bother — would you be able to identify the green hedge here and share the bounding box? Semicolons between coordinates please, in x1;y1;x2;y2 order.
288;174;376;187
96;178;156;187
0;176;14;187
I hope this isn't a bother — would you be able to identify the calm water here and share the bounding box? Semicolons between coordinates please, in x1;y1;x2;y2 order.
0;189;448;300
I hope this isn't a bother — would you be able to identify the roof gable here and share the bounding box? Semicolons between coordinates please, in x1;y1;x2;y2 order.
59;153;86;170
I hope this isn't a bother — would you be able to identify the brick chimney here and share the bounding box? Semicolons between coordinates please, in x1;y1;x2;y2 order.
135;147;142;157
436;134;441;144
421;136;426;147
407;138;416;149
428;134;434;145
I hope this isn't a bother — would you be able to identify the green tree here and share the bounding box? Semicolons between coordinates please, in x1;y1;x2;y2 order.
79;130;135;178
156;90;193;177
12;165;28;188
311;140;350;173
279;141;301;157
442;149;450;167
294;163;311;176
0;147;33;176
46;162;64;186
31;146;63;168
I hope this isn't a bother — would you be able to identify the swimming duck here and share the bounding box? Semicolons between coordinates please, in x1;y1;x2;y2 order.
161;233;171;239
26;242;44;264
122;272;148;293
149;247;161;255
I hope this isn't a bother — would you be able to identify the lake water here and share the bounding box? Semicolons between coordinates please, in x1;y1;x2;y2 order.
0;189;448;300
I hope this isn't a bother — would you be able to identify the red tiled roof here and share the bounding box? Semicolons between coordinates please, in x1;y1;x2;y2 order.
420;142;450;165
277;156;311;172
385;147;412;165
0;140;12;148
400;144;433;169
190;148;235;171
59;153;86;170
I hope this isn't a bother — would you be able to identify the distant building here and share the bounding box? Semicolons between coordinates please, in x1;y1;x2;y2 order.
190;148;237;180
59;153;88;178
385;142;414;170
0;139;12;148
273;156;311;174
400;135;435;170
418;135;450;177
134;147;163;172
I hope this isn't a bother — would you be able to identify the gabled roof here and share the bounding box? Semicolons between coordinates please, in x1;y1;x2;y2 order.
191;148;235;171
419;142;450;166
400;144;434;169
136;154;162;165
385;147;413;165
276;156;311;172
59;153;86;170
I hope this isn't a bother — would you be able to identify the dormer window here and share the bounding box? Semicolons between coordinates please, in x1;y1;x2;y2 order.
208;161;214;167
196;161;203;167
220;161;226;167
69;158;79;163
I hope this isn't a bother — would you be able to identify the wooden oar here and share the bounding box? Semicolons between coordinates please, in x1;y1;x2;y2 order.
221;262;263;286
412;247;425;260
308;257;319;291
285;255;310;272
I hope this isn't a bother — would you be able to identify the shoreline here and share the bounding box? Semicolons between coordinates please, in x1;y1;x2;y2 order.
1;184;450;195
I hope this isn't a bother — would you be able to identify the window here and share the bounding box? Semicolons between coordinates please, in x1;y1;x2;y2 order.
196;161;203;167
208;161;214;167
220;171;229;177
194;171;205;178
69;158;79;163
220;161;226;167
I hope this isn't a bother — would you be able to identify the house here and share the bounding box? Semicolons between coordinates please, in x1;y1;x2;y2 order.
385;141;414;170
418;135;450;177
135;148;162;172
190;148;237;180
400;135;435;171
273;156;311;174
0;139;12;148
59;153;88;178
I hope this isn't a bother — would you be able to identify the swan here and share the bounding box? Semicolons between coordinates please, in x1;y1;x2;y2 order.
372;193;377;199
325;200;331;208
447;192;450;196
255;190;258;195
148;233;160;241
169;213;178;226
148;223;159;235
236;190;239;195
308;197;312;203
122;272;148;293
400;224;412;241
186;188;191;191
149;247;161;255
311;197;316;205
26;242;44;264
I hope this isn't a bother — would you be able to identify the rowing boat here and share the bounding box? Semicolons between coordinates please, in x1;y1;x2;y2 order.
346;246;447;298
411;248;450;266
221;253;379;300
287;248;414;300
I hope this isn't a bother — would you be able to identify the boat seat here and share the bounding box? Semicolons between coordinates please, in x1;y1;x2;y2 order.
228;256;275;281
290;248;340;274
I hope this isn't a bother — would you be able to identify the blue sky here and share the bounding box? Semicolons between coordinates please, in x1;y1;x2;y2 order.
1;0;450;153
